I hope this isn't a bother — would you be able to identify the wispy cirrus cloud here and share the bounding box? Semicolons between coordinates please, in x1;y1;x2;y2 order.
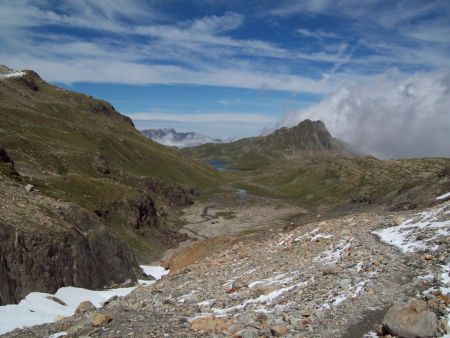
296;28;339;40
0;1;333;92
4;0;447;94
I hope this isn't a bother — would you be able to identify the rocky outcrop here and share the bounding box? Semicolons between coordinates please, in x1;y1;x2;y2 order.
0;219;140;305
140;177;195;207
0;145;14;169
131;195;160;234
264;120;334;150
0;179;142;306
92;153;110;174
87;99;134;127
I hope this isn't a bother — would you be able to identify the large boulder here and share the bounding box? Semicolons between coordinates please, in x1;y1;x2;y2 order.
382;299;444;338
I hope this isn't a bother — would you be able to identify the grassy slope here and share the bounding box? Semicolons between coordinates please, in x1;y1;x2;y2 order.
0;71;222;260
224;157;450;210
184;123;450;213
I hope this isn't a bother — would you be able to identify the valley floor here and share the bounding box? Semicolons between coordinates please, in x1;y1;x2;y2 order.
180;189;304;239
3;197;449;338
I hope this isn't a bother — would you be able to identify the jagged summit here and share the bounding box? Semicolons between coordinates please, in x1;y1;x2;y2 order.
0;65;26;79
183;119;352;169
259;119;343;154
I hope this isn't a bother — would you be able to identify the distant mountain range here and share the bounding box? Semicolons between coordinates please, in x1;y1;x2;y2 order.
141;128;227;148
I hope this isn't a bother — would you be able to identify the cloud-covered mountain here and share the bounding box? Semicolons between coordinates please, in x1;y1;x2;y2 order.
277;70;450;159
141;128;225;148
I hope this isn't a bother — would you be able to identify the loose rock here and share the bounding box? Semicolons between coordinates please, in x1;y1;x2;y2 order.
382;300;443;338
76;301;96;314
91;313;112;327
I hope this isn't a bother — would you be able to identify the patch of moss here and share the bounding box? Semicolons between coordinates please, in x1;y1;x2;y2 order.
216;211;237;220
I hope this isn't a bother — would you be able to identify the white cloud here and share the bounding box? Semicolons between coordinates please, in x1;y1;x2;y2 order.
128;112;278;124
263;0;333;17
1;1;342;92
188;12;243;33
134;118;272;139
0;54;347;93
279;70;450;159
0;0;448;99
296;28;339;40
142;129;223;148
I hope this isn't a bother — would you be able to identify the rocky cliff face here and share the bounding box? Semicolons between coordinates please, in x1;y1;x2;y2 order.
262;120;335;151
0;178;141;306
139;177;195;208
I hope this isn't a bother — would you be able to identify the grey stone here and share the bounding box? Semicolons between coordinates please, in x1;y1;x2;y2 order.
339;278;351;288
240;327;259;338
382;300;443;338
323;263;338;275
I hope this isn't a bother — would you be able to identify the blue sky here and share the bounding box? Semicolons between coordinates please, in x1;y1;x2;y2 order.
1;0;449;154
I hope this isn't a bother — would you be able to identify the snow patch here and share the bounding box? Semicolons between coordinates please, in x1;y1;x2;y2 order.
0;71;26;79
437;192;450;200
314;238;353;263
197;299;215;307
141;265;169;280
248;271;298;288
212;282;307;315
178;290;198;303
0;265;167;335
47;333;68;338
373;205;450;253
0;286;134;335
363;332;378;338
277;227;333;248
322;280;368;309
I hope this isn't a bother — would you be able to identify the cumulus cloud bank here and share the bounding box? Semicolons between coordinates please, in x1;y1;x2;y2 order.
141;128;225;148
279;70;450;159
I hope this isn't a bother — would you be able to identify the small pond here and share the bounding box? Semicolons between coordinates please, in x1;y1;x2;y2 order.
206;160;228;171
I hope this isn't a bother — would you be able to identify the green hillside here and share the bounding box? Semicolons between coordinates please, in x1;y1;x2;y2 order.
184;120;450;213
0;68;222;261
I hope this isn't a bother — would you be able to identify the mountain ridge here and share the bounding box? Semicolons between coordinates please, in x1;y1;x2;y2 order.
0;66;222;305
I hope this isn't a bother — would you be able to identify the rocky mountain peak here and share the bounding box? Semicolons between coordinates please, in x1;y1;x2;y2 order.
0;65;13;74
260;119;349;157
0;65;26;79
